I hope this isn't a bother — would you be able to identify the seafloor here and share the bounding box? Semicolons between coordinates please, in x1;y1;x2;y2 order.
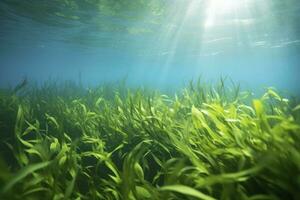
0;80;300;200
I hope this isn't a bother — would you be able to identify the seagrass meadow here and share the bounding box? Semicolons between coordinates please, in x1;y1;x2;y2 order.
1;0;300;199
0;80;300;200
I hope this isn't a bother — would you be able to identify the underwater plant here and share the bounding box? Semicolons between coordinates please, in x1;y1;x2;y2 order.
0;79;299;200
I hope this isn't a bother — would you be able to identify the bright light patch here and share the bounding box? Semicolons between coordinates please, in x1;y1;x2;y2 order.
205;0;247;28
210;0;244;13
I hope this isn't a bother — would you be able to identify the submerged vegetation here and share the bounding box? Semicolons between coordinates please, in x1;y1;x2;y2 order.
0;79;300;200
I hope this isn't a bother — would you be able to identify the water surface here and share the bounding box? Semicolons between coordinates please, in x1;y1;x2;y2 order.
0;0;299;94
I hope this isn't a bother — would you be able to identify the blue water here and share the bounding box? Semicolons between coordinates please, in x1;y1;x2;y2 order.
0;0;300;95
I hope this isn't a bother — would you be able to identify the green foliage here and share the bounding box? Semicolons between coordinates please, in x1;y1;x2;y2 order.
0;80;300;199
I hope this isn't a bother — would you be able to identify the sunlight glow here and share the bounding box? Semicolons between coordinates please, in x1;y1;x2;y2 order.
211;0;244;13
205;0;247;28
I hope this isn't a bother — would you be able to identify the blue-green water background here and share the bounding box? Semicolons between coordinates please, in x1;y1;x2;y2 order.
0;0;299;95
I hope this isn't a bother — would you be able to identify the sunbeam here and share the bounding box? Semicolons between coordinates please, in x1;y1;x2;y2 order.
204;0;251;28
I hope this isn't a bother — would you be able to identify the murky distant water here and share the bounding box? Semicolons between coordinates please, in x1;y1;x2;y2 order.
0;0;299;95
